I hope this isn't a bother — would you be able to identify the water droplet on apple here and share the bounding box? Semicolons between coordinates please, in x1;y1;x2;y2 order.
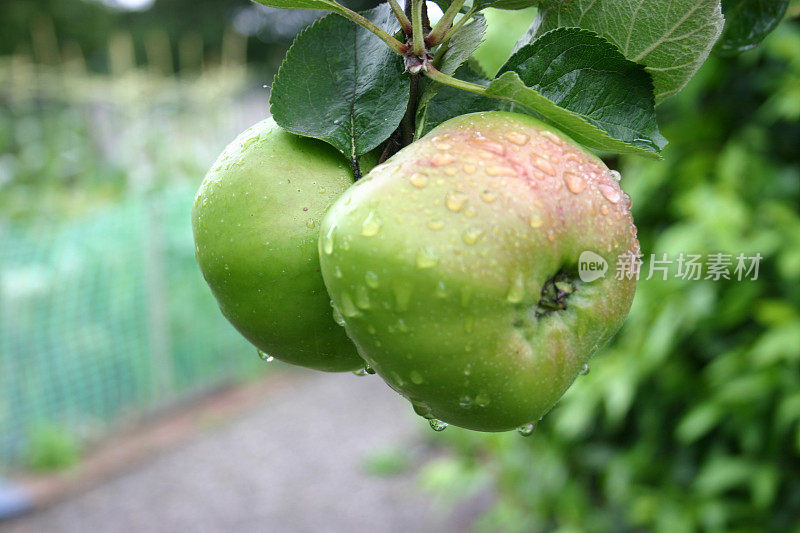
361;211;382;236
564;172;586;194
409;173;428;188
480;190;498;203
416;246;439;269
445;191;467;212
427;219;445;230
431;153;455;166
331;301;346;326
435;280;448;298
321;225;335;254
506;273;525;303
429;419;448;431
475;392;491;407
532;156;556;177
355;285;371;309
459;395;473;408
504;132;529;145
339;291;361;317
257;349;274;362
609;169;622;182
540;130;563;146
410;370;424;384
579;363;590;375
365;271;380;288
470;139;506;156
599;185;621;204
486;166;517;177
461;227;483;245
517;423;535;436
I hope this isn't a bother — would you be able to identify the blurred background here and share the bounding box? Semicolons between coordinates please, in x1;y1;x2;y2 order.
0;1;798;531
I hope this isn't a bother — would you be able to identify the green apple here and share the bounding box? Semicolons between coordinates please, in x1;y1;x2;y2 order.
318;111;639;431
192;117;374;372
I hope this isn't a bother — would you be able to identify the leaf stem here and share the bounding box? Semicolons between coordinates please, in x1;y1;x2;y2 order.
424;67;488;96
387;0;413;35
440;6;477;46
411;0;425;57
336;5;408;55
426;0;466;46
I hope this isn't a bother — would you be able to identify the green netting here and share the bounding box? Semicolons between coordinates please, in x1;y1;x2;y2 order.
0;185;261;469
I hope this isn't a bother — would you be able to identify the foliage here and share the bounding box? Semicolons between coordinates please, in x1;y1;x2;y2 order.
420;18;800;532
530;0;724;103
25;424;80;472
0;64;264;471
270;5;408;163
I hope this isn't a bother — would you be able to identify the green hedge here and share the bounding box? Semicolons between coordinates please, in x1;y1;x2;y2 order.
422;17;800;533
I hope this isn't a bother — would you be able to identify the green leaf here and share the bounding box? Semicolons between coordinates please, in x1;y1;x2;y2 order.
529;0;724;104
270;5;410;164
490;28;665;157
716;0;790;56
416;65;503;137
252;0;351;17
475;0;538;10
417;14;487;116
438;14;487;77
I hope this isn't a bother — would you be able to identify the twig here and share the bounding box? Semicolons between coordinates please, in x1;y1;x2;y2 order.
426;0;466;46
411;0;425;57
334;4;408;55
388;0;413;35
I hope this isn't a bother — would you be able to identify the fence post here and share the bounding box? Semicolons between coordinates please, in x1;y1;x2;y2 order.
143;197;174;400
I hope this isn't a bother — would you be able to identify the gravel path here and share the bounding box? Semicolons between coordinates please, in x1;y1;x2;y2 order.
3;372;465;533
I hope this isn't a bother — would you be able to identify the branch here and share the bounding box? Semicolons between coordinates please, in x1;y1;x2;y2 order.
401;74;421;146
